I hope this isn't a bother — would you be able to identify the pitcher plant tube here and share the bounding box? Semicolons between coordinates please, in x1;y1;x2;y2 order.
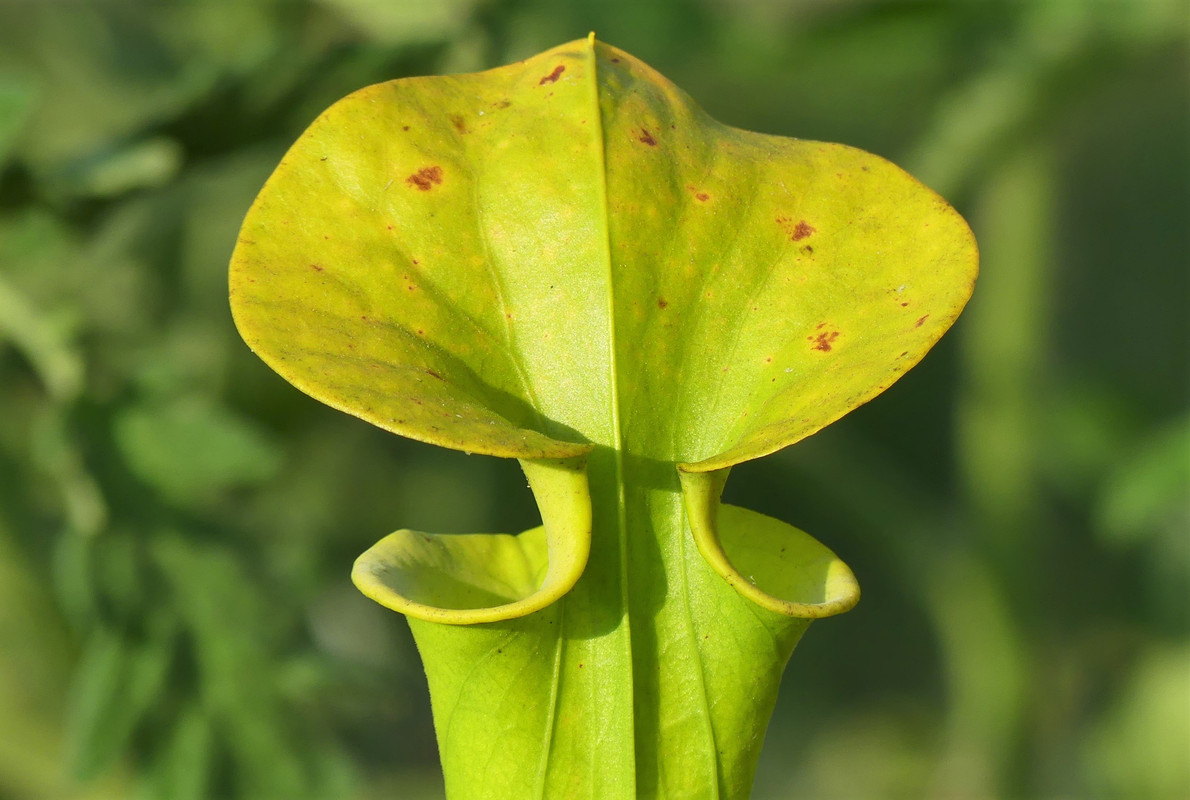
229;35;977;800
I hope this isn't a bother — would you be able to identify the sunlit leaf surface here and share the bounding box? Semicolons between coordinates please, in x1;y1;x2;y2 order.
231;36;975;799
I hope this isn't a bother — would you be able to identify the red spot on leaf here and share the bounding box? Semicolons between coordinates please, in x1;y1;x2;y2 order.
407;166;443;191
776;216;815;241
812;331;840;352
639;128;657;146
916;315;929;327
539;65;565;85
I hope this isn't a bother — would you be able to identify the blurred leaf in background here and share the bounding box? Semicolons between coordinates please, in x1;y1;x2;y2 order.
0;1;1185;799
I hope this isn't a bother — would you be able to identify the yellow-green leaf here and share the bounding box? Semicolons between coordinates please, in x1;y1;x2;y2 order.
230;35;976;800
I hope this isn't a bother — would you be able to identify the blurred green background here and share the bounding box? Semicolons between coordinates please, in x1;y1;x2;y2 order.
1;1;1186;798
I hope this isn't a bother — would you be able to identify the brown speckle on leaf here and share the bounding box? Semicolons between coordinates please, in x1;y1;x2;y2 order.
801;245;813;255
494;99;512;109
776;216;816;241
402;125;410;131
319;156;328;162
539;65;565;85
816;322;826;329
448;114;468;134
426;369;444;381
657;297;668;309
901;301;909;307
916;315;929;327
407;166;443;190
812;331;840;352
639;128;657;146
309;263;323;271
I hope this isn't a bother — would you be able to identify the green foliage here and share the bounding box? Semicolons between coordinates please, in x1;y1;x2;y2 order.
0;2;1186;799
230;37;972;798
